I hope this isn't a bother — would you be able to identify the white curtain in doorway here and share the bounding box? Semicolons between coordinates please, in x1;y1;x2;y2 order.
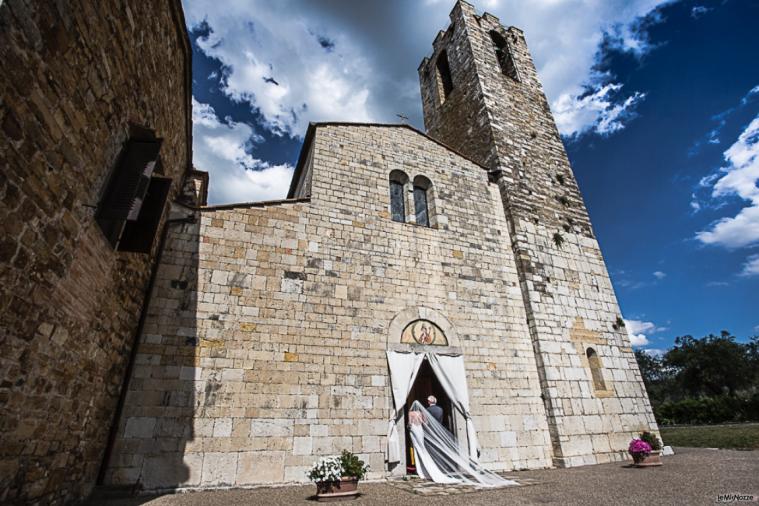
386;351;425;463
427;353;480;462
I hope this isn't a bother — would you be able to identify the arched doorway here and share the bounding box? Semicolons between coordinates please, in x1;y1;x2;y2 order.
403;359;454;475
386;307;478;475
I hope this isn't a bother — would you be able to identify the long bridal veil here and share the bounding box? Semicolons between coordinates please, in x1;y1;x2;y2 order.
407;401;517;488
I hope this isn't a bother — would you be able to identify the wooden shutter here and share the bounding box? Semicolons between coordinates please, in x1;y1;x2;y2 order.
118;177;172;254
96;138;162;248
97;139;162;221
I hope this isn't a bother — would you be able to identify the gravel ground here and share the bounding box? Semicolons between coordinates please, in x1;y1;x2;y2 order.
89;448;758;506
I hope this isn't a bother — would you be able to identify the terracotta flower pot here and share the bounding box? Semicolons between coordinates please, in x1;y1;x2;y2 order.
632;450;663;467
315;477;360;501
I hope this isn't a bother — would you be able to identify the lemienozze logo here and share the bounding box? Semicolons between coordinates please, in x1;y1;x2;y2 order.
716;494;758;503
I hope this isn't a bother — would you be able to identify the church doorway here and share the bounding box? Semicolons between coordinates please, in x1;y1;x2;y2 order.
404;358;454;475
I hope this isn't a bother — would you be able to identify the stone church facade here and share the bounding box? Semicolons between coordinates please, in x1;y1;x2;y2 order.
0;0;658;503
104;0;658;491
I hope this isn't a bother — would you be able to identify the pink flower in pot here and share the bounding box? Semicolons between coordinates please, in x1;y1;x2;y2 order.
628;439;652;463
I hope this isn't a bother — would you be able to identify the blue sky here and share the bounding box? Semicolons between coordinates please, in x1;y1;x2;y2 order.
182;0;759;352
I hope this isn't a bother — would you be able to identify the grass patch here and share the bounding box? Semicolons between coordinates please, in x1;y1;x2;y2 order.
660;423;759;450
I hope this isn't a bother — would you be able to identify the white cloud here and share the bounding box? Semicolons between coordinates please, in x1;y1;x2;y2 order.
184;1;373;138
499;0;668;138
689;195;701;212
183;0;674;203
626;319;656;335
614;269;667;290
192;98;293;204
642;348;665;357
696;115;759;249
553;82;647;138
741;85;759;106
741;254;759;277
690;6;711;19
689;85;759;157
625;318;666;347
629;333;650;346
184;0;668;140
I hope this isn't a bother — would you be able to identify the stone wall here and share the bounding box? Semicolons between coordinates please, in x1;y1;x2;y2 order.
418;0;658;466
0;1;191;503
105;124;554;491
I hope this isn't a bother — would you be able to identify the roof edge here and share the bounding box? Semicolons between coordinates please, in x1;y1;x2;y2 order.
200;197;311;212
168;0;193;177
286;124;318;198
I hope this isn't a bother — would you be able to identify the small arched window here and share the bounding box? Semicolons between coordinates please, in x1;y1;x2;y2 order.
389;170;409;223
489;30;519;81
413;175;432;227
435;50;454;102
586;348;606;392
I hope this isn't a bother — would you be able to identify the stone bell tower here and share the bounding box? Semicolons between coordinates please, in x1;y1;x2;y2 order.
419;0;659;467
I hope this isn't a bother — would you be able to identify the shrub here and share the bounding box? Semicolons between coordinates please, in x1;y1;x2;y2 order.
639;431;661;451
340;450;369;480
655;395;759;425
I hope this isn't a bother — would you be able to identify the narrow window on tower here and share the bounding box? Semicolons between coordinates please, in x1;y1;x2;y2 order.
435;50;454;103
413;175;433;227
489;30;519;81
586;348;607;392
389;170;409;223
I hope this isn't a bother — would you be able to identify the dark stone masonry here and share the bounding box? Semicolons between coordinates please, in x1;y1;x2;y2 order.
0;1;191;504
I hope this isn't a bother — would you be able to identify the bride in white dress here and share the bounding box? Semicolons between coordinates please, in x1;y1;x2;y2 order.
407;400;517;488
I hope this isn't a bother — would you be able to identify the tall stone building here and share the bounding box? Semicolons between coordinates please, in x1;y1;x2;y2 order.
0;1;194;504
0;0;659;502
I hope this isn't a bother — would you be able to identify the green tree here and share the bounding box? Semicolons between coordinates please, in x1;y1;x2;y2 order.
635;350;661;390
634;349;673;405
747;335;759;387
664;331;751;397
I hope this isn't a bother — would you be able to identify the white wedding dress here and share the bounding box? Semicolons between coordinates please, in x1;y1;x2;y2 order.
409;421;459;483
407;401;517;488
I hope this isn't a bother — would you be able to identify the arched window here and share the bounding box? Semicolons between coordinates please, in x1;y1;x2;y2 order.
389;170;409;223
489;30;519;81
586;348;607;392
435;50;454;102
413;175;432;227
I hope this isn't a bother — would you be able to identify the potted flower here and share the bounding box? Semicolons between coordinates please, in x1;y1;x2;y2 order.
628;431;663;467
308;450;369;501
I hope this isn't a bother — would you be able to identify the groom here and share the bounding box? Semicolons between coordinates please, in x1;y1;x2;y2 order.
426;395;443;424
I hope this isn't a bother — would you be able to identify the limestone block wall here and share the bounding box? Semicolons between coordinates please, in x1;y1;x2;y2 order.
105;124;554;492
418;1;658;466
0;1;190;503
